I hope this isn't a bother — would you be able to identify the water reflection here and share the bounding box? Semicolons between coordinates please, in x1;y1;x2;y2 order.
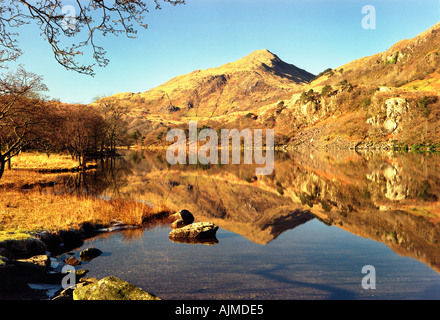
53;149;440;274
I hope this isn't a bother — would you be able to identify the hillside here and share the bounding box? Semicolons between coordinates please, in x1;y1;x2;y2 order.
94;22;440;149
105;49;313;118
311;22;440;89
93;49;315;144
272;21;440;149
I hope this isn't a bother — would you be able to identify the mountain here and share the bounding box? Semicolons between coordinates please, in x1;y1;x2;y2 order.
95;22;440;148
94;49;314;143
282;22;440;150
104;49;314;118
310;21;440;90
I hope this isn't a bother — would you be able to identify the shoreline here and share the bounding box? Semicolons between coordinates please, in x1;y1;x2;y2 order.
0;217;171;300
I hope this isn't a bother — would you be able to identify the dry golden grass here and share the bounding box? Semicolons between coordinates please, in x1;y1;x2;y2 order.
10;152;86;170
0;169;63;190
0;190;171;234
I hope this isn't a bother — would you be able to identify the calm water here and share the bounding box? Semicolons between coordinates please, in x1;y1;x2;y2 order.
60;150;440;300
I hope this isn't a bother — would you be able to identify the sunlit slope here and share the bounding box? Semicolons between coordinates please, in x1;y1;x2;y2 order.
97;49;314;125
310;21;440;89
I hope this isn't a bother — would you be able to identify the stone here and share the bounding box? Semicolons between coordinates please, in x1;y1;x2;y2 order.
79;247;102;262
169;222;219;240
73;276;161;300
0;237;47;259
65;256;81;266
16;254;51;271
169;237;219;245
169;209;195;227
0;255;9;266
383;98;409;133
79;277;98;285
170;219;187;229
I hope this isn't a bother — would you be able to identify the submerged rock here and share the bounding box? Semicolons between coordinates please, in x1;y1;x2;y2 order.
169;222;219;241
72;276;161;300
79;247;102;262
64;256;81;266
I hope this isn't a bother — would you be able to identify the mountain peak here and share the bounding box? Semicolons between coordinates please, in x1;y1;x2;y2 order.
237;49;280;66
226;49;314;84
247;49;277;59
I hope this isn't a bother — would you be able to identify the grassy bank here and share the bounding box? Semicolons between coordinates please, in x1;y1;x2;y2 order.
0;152;171;239
0;189;171;236
10;152;85;170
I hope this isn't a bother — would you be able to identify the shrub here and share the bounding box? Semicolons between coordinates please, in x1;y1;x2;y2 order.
362;98;371;108
321;85;333;96
299;89;316;104
418;96;430;117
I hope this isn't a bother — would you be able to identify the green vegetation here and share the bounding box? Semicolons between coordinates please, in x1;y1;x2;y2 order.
275;101;286;114
299;89;316;104
417;96;431;117
417;180;431;201
362;98;371;109
313;68;334;81
320;200;332;212
321;84;333;96
339;79;353;92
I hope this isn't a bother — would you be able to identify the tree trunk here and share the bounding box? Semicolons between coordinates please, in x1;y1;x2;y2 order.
0;157;5;180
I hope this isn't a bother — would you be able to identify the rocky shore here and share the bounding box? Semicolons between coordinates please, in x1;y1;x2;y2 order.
0;210;219;300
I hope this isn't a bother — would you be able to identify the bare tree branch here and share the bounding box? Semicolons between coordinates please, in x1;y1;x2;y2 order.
0;0;185;75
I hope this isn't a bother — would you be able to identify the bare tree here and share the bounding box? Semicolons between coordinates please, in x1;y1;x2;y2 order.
59;104;107;166
0;66;48;179
93;96;129;154
0;0;185;75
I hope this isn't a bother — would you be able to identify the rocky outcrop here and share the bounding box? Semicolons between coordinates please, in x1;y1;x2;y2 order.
73;276;161;300
367;98;409;134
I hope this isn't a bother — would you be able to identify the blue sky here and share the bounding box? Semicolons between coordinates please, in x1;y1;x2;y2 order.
9;0;440;104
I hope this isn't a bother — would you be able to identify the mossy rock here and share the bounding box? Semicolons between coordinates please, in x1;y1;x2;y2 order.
73;276;161;300
0;236;47;259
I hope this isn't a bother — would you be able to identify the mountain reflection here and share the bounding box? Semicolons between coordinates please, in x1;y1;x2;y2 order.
57;149;440;273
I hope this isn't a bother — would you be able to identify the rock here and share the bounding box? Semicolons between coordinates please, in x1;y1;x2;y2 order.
170;219;187;229
64;256;81;266
169;237;219;245
0;255;9;266
0;237;47;259
366;97;409;136
169;209;195;228
169;222;219;241
79;277;98;285
16;254;51;271
79;247;102;262
73;276;161;300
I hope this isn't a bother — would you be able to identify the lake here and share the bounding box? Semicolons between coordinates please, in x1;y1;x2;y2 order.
59;149;440;300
